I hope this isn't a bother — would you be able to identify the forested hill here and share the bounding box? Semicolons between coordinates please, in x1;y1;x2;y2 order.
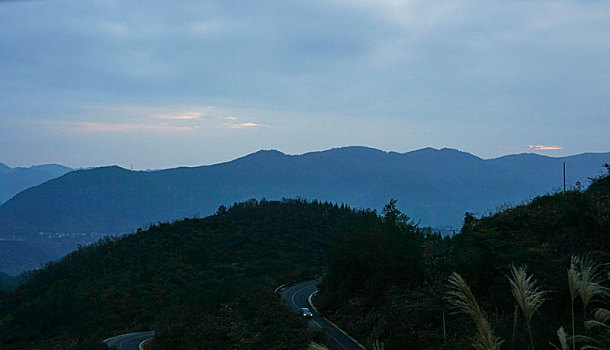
0;199;358;349
1;147;608;240
316;166;610;349
1;173;608;349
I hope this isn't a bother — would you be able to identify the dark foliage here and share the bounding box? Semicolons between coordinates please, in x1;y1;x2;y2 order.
2;167;609;350
317;170;610;349
0;199;356;349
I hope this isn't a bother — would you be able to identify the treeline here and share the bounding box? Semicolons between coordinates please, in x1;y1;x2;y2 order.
317;167;610;349
0;199;358;349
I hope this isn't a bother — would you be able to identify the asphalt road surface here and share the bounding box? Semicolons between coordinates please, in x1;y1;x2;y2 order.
104;281;360;349
279;279;365;350
104;331;154;350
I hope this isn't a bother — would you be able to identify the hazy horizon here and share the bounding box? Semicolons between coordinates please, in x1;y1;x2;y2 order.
2;145;610;170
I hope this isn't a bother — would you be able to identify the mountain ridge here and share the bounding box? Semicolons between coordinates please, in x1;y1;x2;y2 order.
2;147;608;233
0;146;608;273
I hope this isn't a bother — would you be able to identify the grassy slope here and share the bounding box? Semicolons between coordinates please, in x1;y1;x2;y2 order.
0;199;357;349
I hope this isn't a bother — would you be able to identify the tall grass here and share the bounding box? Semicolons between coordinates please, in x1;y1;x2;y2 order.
575;257;608;316
447;272;504;350
580;307;610;349
566;256;610;350
443;257;608;350
507;265;546;350
372;339;385;350
550;327;569;350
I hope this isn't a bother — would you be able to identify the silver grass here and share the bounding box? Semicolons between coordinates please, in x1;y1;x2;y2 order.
549;327;569;350
585;319;610;330
372;339;385;350
583;308;610;349
577;334;607;350
592;308;610;324
508;265;546;321
508;265;546;350
558;327;569;350
576;257;609;314
567;256;610;350
575;257;610;350
447;272;504;350
585;308;610;330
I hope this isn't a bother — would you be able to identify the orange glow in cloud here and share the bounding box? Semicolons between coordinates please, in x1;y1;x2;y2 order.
528;145;563;151
228;122;263;129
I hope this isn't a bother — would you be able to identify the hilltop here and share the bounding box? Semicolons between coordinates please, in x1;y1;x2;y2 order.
0;199;357;349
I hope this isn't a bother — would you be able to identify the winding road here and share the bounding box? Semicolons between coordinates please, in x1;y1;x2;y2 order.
105;280;362;349
104;331;154;350
279;279;365;350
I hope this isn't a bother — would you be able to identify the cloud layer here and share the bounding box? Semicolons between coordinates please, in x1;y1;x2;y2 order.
1;0;609;168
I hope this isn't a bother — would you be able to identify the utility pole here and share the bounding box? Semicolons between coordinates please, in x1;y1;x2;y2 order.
563;162;566;192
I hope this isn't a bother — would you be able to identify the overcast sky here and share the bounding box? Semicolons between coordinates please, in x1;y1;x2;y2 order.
1;0;609;169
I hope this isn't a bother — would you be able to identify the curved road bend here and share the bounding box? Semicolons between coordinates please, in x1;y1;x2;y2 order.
280;280;364;350
104;331;154;350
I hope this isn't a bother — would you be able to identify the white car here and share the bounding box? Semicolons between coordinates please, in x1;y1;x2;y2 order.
301;307;313;317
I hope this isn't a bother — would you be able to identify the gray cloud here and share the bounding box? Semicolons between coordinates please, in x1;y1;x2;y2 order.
1;0;609;167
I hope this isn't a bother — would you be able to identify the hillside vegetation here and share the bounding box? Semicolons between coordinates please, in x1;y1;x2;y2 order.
0;199;357;349
317;166;610;349
1;166;608;349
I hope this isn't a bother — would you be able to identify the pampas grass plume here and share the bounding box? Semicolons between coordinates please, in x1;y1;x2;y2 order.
447;272;504;350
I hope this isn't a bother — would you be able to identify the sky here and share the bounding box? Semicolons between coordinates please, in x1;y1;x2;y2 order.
1;0;609;169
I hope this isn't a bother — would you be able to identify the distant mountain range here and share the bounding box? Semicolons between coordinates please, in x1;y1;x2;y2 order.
0;162;73;204
0;147;608;274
